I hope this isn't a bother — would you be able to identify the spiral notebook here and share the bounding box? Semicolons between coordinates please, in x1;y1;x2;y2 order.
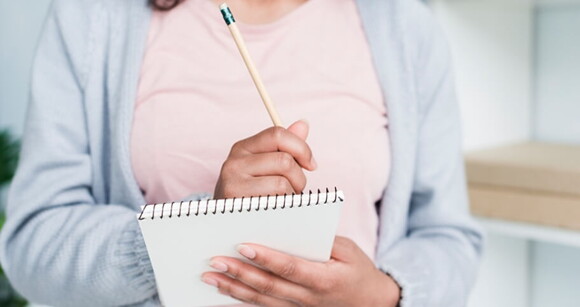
137;188;344;307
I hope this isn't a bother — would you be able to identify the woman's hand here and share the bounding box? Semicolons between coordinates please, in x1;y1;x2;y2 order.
214;120;317;199
202;236;401;307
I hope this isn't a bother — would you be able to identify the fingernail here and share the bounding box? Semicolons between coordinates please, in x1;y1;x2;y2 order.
209;260;228;272
237;244;256;259
202;276;218;287
310;156;318;170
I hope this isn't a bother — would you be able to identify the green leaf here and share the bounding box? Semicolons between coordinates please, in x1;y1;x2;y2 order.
0;130;26;305
0;130;20;187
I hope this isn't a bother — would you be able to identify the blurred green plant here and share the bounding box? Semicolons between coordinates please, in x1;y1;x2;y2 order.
0;129;26;307
0;130;20;186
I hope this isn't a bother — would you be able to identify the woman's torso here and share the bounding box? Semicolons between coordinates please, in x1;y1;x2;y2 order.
131;0;390;259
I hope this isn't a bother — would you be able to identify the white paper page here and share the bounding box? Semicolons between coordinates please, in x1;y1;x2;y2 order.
138;190;343;307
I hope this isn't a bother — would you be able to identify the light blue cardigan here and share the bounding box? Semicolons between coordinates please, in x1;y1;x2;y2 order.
0;0;483;306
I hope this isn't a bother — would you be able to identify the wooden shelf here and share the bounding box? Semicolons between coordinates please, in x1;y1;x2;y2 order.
466;142;580;231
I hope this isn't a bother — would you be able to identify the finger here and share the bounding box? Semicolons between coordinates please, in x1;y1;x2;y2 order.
331;236;362;262
208;257;312;304
244;152;307;192
236;244;325;288
221;176;295;198
202;272;297;307
232;126;316;171
287;120;309;141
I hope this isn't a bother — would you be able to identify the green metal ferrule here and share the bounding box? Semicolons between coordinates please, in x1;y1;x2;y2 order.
220;7;235;25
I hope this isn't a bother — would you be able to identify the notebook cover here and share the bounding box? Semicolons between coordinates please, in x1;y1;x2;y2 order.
138;190;344;307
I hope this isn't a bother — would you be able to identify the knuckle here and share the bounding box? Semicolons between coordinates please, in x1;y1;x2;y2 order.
310;272;335;293
279;260;298;279
270;126;286;142
227;266;241;279
316;279;335;293
247;292;262;306
300;293;320;307
221;159;238;174
277;152;294;172
230;140;243;153
259;278;277;296
274;176;291;193
219;280;233;293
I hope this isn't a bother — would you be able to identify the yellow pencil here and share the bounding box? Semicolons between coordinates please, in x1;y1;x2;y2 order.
219;3;284;127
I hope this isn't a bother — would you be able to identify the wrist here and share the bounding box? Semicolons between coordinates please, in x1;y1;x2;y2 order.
372;269;401;307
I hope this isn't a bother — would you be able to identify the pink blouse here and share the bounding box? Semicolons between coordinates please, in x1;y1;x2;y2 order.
131;0;390;259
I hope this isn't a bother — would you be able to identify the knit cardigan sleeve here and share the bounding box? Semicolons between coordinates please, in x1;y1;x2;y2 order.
0;0;160;305
375;1;483;306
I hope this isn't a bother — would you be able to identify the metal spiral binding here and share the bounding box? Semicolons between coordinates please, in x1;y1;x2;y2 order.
138;187;343;220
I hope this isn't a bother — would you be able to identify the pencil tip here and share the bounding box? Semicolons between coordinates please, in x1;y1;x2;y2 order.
219;3;228;10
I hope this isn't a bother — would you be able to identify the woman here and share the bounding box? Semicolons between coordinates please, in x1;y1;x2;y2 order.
0;0;483;306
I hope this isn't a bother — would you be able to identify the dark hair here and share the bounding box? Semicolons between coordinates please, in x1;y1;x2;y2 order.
149;0;185;10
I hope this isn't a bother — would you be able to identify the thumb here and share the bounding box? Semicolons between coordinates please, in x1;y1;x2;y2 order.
287;120;309;141
331;236;360;262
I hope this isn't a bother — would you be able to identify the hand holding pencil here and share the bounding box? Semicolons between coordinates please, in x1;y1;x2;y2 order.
213;3;317;199
213;120;316;199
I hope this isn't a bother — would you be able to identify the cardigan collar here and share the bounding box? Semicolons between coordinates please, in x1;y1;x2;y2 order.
355;0;417;242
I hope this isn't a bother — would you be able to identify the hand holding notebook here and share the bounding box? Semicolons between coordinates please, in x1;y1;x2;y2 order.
138;189;344;307
202;234;400;307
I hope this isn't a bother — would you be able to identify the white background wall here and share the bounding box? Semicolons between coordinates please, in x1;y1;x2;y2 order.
0;0;53;136
431;0;580;307
530;5;580;307
534;5;580;144
471;233;530;307
430;0;533;152
532;243;580;307
0;0;53;208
